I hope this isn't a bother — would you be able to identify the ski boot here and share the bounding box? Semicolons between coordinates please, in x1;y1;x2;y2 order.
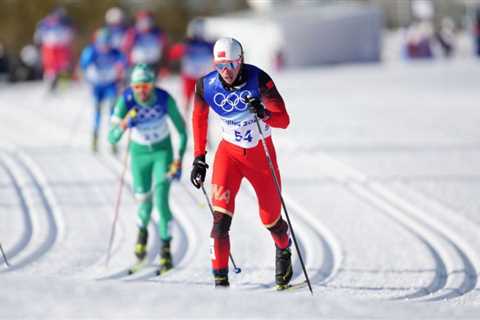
213;268;229;288
134;228;148;261
275;246;293;289
156;239;173;275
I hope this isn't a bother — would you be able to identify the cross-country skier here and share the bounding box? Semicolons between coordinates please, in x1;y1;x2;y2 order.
79;27;127;153
168;18;214;116
124;11;168;75
104;7;131;56
190;37;292;288
108;63;187;274
34;7;75;92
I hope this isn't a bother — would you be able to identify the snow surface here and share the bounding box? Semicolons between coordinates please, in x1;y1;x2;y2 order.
2;57;480;319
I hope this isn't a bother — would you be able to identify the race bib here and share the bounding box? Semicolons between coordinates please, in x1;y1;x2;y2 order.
132;117;169;145
218;112;271;148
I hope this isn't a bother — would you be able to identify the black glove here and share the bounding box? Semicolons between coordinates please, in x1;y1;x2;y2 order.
190;155;209;189
245;96;269;119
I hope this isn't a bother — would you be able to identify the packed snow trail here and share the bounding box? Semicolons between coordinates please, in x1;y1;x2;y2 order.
2;59;480;318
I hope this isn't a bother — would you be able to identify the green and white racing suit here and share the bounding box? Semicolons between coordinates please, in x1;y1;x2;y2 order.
108;86;187;241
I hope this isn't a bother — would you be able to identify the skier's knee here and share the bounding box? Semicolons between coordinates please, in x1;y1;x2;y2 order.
210;211;232;239
134;192;152;203
267;217;288;235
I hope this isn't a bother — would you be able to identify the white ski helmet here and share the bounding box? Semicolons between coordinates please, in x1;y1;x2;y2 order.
213;37;243;62
105;7;124;25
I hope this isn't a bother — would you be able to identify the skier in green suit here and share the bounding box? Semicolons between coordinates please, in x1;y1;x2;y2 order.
108;63;187;274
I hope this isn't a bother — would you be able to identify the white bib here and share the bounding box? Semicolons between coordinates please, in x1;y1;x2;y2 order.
217;111;271;148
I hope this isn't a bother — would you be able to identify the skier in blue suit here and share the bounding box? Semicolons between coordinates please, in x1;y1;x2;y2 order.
80;27;127;153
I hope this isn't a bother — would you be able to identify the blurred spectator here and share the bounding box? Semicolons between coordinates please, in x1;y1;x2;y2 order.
20;44;43;80
435;17;456;58
168;18;214;115
124;10;168;75
104;7;131;56
79;27;127;153
404;20;434;59
0;42;9;82
34;7;75;92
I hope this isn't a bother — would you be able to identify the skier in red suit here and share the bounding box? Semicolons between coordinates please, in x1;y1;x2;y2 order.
190;37;292;288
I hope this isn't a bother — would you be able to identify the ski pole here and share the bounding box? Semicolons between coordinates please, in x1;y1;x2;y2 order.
200;184;241;274
254;115;313;294
105;130;132;267
0;243;10;267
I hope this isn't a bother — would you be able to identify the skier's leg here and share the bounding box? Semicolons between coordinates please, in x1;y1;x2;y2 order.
105;83;118;116
247;162;289;249
210;141;243;285
243;138;288;247
91;87;102;152
244;139;292;286
152;143;175;272
131;150;154;259
152;143;173;242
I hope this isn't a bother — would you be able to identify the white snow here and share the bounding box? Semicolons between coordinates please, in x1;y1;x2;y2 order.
2;56;480;319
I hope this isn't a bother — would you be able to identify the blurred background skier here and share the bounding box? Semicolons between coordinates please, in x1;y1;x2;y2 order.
104;6;131;57
79;27;127;153
108;64;187;274
34;7;75;92
124;10;169;77
168;18;214;117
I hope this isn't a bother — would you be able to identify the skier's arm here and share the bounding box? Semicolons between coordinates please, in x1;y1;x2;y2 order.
79;46;94;71
108;96;129;145
167;95;188;159
258;70;290;129
192;79;209;157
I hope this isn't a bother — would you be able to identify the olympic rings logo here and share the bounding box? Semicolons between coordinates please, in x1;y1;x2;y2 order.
213;90;252;112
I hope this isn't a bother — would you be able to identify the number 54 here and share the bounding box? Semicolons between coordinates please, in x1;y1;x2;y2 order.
234;130;253;143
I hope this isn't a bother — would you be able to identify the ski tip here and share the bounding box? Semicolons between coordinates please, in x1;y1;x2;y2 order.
156;267;173;276
276;284;291;291
275;281;309;292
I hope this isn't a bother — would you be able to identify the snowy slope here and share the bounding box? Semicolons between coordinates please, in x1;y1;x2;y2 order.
1;58;480;319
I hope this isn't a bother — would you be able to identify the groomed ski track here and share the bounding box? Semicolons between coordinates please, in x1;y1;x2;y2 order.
1;59;480;318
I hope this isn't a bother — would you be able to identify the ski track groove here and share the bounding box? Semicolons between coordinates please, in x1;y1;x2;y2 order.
347;182;449;300
392;182;480;301
242;185;343;292
317;152;479;301
282;194;344;286
0;152;33;265
366;182;478;301
95;152;195;281
0;149;62;271
94;152;161;280
78;152;131;277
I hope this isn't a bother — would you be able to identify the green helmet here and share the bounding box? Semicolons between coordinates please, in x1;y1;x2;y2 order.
130;64;155;84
